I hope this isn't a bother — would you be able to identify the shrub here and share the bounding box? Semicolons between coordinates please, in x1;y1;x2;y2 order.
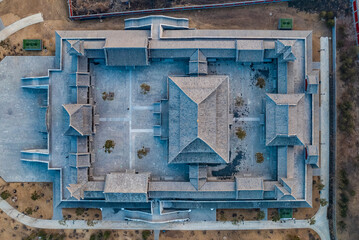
350;190;356;196
315;179;325;191
338;192;349;218
102;92;107;100
319;198;328;206
75;207;85;216
338;25;348;40
86;220;96;226
256;77;266;88
338;100;355;134
219;211;227;221
287;235;301;240
103;140;115;153
255;153;264;163
319;11;326;19
140;83;151;94
236;127;246;140
326;19;335;28
338;220;347;232
0;190;11;200
142;230;151;240
31;191;41;201
326;11;334;20
271;211;280;222
24;207;33;215
308;217;316;225
235;96;244;107
24;230;66;240
103;231;111;240
137;147;150;159
337;40;344;49
256;210;265;220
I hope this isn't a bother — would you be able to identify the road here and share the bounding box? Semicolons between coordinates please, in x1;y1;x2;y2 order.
0;13;43;41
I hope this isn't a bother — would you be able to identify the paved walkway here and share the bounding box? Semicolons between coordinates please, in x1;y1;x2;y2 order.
0;13;43;41
0;37;331;240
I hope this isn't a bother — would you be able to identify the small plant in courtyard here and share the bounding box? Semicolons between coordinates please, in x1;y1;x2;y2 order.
319;198;328;207
31;191;41;201
137;146;150;159
0;190;11;200
24;207;33;215
235;96;244;107
102;92;107;100
103;140;115;153
102;92;115;101
287;235;301;240
256;210;265;220
315;179;325;191
75;207;85;216
235;127;246;140
142;230;152;240
87;219;97;226
255;152;264;163
140;83;151;94
58;219;66;226
256;77;266;89
219;211;227;221
308;216;316;225
271;211;280;222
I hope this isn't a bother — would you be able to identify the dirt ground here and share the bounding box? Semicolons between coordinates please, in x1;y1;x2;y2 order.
0;177;53;220
62;208;102;220
218;176;321;222
0;1;329;62
335;14;359;240
161;229;320;240
0;0;331;239
292;176;321;220
70;0;252;16
217;208;261;221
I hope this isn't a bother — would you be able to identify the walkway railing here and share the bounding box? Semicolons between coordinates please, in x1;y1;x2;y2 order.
67;0;291;20
328;17;337;240
351;0;359;44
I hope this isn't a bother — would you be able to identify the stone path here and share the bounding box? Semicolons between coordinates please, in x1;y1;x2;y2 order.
0;13;43;41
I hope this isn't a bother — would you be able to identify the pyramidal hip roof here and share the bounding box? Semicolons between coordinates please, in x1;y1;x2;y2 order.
63;104;93;136
168;75;230;164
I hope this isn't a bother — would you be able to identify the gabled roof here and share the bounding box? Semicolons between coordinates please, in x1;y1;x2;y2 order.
265;94;305;146
168;75;229;164
189;49;208;75
63;104;93;136
275;40;296;62
104;172;150;194
67;40;84;56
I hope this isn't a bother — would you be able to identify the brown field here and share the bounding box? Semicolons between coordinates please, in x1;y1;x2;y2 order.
62;208;102;221
0;177;53;220
217;208;260;221
161;229;320;240
335;14;359;240
217;176;321;222
0;0;331;239
70;0;253;16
